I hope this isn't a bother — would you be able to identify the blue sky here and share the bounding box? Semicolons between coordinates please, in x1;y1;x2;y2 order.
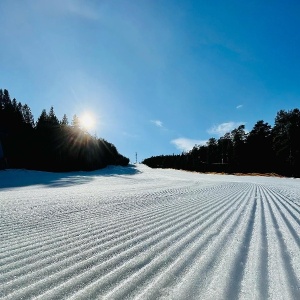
1;0;300;163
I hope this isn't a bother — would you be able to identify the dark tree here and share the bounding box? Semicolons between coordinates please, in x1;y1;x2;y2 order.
48;106;60;127
1;89;11;108
36;109;48;130
207;138;218;164
246;120;274;172
22;104;35;127
61;114;69;126
218;132;233;164
230;125;247;171
272;109;300;176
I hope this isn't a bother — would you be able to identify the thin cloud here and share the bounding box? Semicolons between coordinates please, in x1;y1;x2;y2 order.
171;138;207;152
32;0;99;20
236;104;243;109
151;120;163;128
208;122;245;136
65;0;99;20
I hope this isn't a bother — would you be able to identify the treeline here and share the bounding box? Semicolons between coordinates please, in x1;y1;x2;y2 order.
143;109;300;177
0;89;129;171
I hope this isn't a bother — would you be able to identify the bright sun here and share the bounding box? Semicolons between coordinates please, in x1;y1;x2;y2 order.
79;113;95;130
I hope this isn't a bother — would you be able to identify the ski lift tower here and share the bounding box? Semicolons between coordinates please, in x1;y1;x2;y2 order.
135;152;137;164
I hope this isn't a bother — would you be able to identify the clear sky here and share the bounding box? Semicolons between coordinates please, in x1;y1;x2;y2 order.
1;0;300;163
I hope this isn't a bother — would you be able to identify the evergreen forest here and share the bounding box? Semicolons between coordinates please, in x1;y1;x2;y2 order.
0;89;129;171
143;109;300;177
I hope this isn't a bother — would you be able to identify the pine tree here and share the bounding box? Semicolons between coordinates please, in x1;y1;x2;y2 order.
61;114;69;126
22;104;34;127
36;109;48;130
273;109;300;176
2;89;11;108
48;106;59;126
71;114;80;128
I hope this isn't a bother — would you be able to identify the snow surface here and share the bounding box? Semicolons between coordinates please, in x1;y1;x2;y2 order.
0;164;300;300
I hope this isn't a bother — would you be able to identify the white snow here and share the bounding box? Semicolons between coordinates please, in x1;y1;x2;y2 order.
0;164;300;299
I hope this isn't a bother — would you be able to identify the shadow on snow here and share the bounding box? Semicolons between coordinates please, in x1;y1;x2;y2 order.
0;164;141;189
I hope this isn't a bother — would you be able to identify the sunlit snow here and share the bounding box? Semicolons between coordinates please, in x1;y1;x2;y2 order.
1;165;300;299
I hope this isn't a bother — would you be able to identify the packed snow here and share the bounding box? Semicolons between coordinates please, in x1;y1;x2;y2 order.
0;164;300;299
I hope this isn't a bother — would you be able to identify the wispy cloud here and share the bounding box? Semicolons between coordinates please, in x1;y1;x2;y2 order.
32;0;99;20
151;120;163;128
208;122;245;136
65;0;99;20
171;138;207;152
236;104;243;109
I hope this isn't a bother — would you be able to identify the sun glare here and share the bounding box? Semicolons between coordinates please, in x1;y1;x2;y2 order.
80;112;95;130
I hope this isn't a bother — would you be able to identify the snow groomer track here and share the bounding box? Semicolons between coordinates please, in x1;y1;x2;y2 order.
1;165;300;299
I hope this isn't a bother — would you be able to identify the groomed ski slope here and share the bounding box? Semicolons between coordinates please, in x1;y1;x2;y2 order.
1;164;300;300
